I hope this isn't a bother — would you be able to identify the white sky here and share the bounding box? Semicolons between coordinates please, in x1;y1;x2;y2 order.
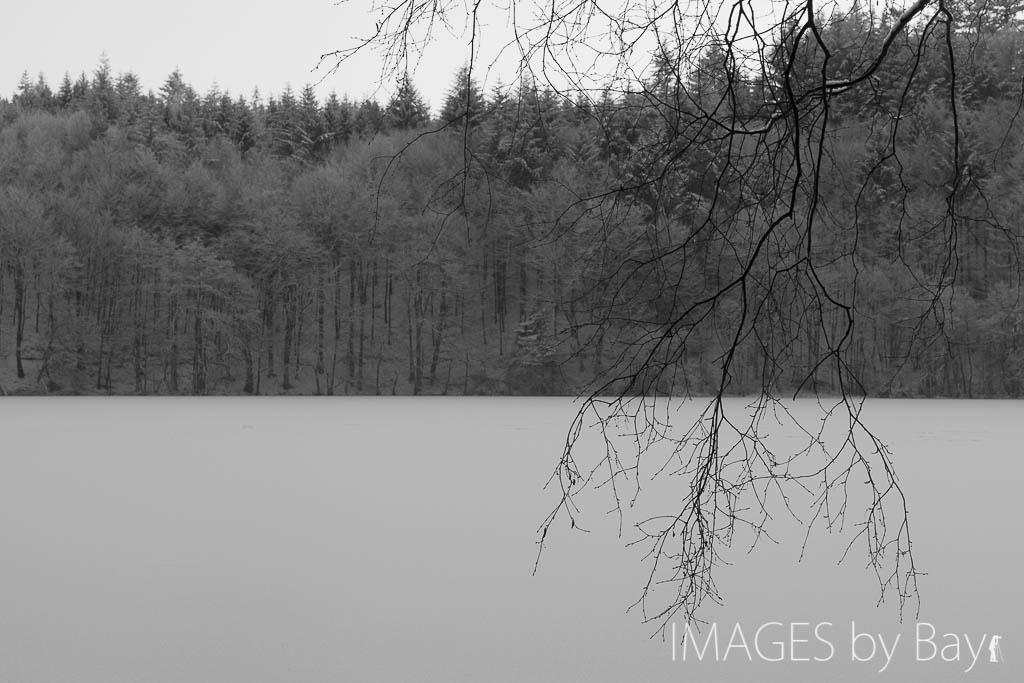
0;0;488;112
0;0;800;112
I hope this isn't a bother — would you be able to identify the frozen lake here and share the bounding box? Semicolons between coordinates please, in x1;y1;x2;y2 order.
0;397;1020;682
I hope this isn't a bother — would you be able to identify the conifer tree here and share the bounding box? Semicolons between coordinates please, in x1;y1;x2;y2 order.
88;53;118;124
200;84;223;137
115;71;143;131
160;68;187;130
14;71;33;108
57;73;74;109
267;85;300;157
353;98;383;137
323;92;351;146
297;84;326;160
383;73;430;130
232;95;256;154
34;73;53;111
216;91;237;138
439;65;485;128
71;72;90;102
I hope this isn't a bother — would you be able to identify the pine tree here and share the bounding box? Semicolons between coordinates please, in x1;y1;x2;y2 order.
215;92;237;139
159;70;186;131
137;90;163;145
267;85;300;157
15;71;34;108
201;84;224;137
71;72;90;105
384;73;430;130
115;71;143;130
353;98;383;137
685;43;734;111
323;91;352;147
34;73;53;111
179;85;203;149
57;72;74;109
232;95;256;154
89;53;118;124
439;65;485;128
297;84;326;160
93;53;113;91
569;91;593;125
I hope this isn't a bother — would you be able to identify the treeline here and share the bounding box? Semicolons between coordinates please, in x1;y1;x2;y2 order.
0;60;609;395
4;57;430;163
0;8;1022;396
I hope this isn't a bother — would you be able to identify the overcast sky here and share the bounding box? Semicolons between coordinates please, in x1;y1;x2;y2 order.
1;0;797;113
0;0;494;112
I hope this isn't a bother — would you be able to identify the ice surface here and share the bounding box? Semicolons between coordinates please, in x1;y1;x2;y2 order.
0;397;1019;682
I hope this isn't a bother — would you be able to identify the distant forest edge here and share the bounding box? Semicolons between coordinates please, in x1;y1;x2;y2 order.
0;14;1022;396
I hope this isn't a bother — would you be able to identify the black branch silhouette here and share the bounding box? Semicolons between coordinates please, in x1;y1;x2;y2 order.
325;0;1024;632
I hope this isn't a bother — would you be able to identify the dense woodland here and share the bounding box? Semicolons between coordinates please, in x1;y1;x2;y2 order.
0;7;1022;396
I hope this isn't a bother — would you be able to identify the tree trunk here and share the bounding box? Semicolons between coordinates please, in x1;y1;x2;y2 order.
357;263;367;391
329;265;342;395
519;255;527;321
429;272;447;382
14;263;26;379
495;255;505;356
282;284;295;391
168;295;179;394
192;304;206;395
294;282;304;380
480;258;488;347
407;280;415;386
315;269;325;395
347;257;356;391
385;258;393;346
264;284;276;378
0;267;5;355
33;268;41;334
243;344;255;394
414;290;423;395
133;266;147;393
370;259;377;344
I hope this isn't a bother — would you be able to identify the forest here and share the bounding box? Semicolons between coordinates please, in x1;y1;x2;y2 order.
0;6;1022;397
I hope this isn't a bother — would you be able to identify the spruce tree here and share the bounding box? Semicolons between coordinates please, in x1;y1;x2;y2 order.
34;73;53;111
439;65;485;128
353;98;383;137
89;53;118;124
15;71;33;108
115;71;143;130
267;85;300;157
232;95;256;155
201;84;223;137
160;68;187;130
383;73;430;130
297;84;326;160
57;72;74;109
323;92;351;146
72;72;90;102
